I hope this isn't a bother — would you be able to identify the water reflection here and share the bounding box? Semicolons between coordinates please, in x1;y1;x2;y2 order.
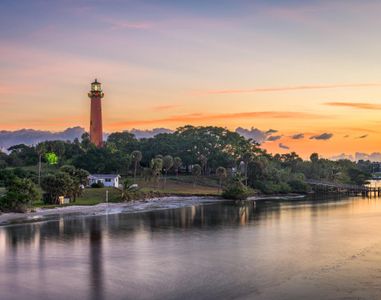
89;218;104;300
1;197;381;299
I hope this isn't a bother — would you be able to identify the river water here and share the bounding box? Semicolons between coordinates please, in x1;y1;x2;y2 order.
1;196;381;300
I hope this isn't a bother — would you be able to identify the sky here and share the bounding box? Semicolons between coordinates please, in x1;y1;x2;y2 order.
1;0;381;158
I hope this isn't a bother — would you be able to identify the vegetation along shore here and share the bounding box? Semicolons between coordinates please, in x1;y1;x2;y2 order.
0;126;373;214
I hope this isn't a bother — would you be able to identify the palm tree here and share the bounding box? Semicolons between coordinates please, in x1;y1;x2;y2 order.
163;155;174;189
242;152;254;186
200;155;208;175
173;157;182;176
192;164;202;188
216;166;227;192
131;150;142;183
36;143;46;186
150;158;163;188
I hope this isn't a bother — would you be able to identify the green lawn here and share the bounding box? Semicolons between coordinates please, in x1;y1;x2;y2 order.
134;176;221;196
33;187;122;208
31;176;221;209
75;187;122;205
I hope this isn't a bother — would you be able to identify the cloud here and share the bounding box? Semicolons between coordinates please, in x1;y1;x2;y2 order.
101;16;153;30
324;102;381;110
344;135;350;138
279;143;290;150
331;152;381;162
355;152;381;162
153;104;180;111
330;153;354;161
310;133;333;140
199;83;381;95
266;129;278;134
0;127;85;149
236;127;271;143
356;134;368;139
112;111;323;127
291;133;304;140
128;128;173;139
267;135;282;141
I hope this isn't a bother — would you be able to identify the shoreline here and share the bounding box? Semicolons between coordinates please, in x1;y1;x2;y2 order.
0;194;306;226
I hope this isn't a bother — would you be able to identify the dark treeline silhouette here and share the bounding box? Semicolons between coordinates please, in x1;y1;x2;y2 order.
0;126;372;200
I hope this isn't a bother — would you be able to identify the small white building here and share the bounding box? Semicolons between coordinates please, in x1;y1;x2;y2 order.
88;174;121;188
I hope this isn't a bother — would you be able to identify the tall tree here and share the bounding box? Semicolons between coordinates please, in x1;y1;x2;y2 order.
0;177;40;212
162;155;174;188
41;172;74;204
36;143;46;186
150;157;163;188
60;165;90;200
191;164;202;188
131;150;143;183
216;166;227;192
173;157;182;176
242;152;254;186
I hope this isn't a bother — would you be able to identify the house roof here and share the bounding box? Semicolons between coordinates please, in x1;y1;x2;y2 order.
89;174;120;179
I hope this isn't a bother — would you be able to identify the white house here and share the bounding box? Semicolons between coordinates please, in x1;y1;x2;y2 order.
88;174;121;188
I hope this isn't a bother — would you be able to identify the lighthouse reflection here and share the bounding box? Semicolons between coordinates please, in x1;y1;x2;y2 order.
89;218;104;300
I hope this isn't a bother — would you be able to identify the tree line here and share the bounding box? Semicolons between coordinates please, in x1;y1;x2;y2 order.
0;125;373;211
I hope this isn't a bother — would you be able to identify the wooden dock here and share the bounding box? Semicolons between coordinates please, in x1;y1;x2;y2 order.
306;179;381;196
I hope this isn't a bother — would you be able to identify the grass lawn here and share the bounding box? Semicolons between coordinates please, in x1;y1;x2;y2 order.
134;176;221;196
32;176;221;209
75;187;122;205
33;187;122;208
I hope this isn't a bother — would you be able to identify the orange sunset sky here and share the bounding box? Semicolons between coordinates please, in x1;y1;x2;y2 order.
1;0;381;158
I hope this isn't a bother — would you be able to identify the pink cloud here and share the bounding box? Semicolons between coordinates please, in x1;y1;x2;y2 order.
324;102;381;110
107;20;153;30
153;104;180;111
198;83;381;95
111;111;324;127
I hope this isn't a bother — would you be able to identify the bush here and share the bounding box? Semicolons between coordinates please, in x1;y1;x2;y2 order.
252;180;291;194
252;181;275;194
0;177;40;212
288;179;309;193
222;176;252;200
42;193;55;205
91;182;104;188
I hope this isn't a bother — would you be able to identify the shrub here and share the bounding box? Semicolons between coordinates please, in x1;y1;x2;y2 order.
222;176;252;200
91;182;104;188
252;180;291;194
0;177;40;212
288;179;309;193
252;181;276;194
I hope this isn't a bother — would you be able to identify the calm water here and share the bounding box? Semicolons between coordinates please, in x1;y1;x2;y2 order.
1;196;381;300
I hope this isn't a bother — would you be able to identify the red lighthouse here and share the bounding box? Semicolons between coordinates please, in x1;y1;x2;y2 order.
88;79;104;147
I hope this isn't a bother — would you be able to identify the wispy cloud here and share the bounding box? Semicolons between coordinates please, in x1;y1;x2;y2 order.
356;134;368;139
324;102;381;110
198;83;381;95
112;111;323;127
266;129;278;134
267;135;282;141
291;133;304;140
108;20;153;30
279;143;290;150
310;133;333;140
153;104;180;111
